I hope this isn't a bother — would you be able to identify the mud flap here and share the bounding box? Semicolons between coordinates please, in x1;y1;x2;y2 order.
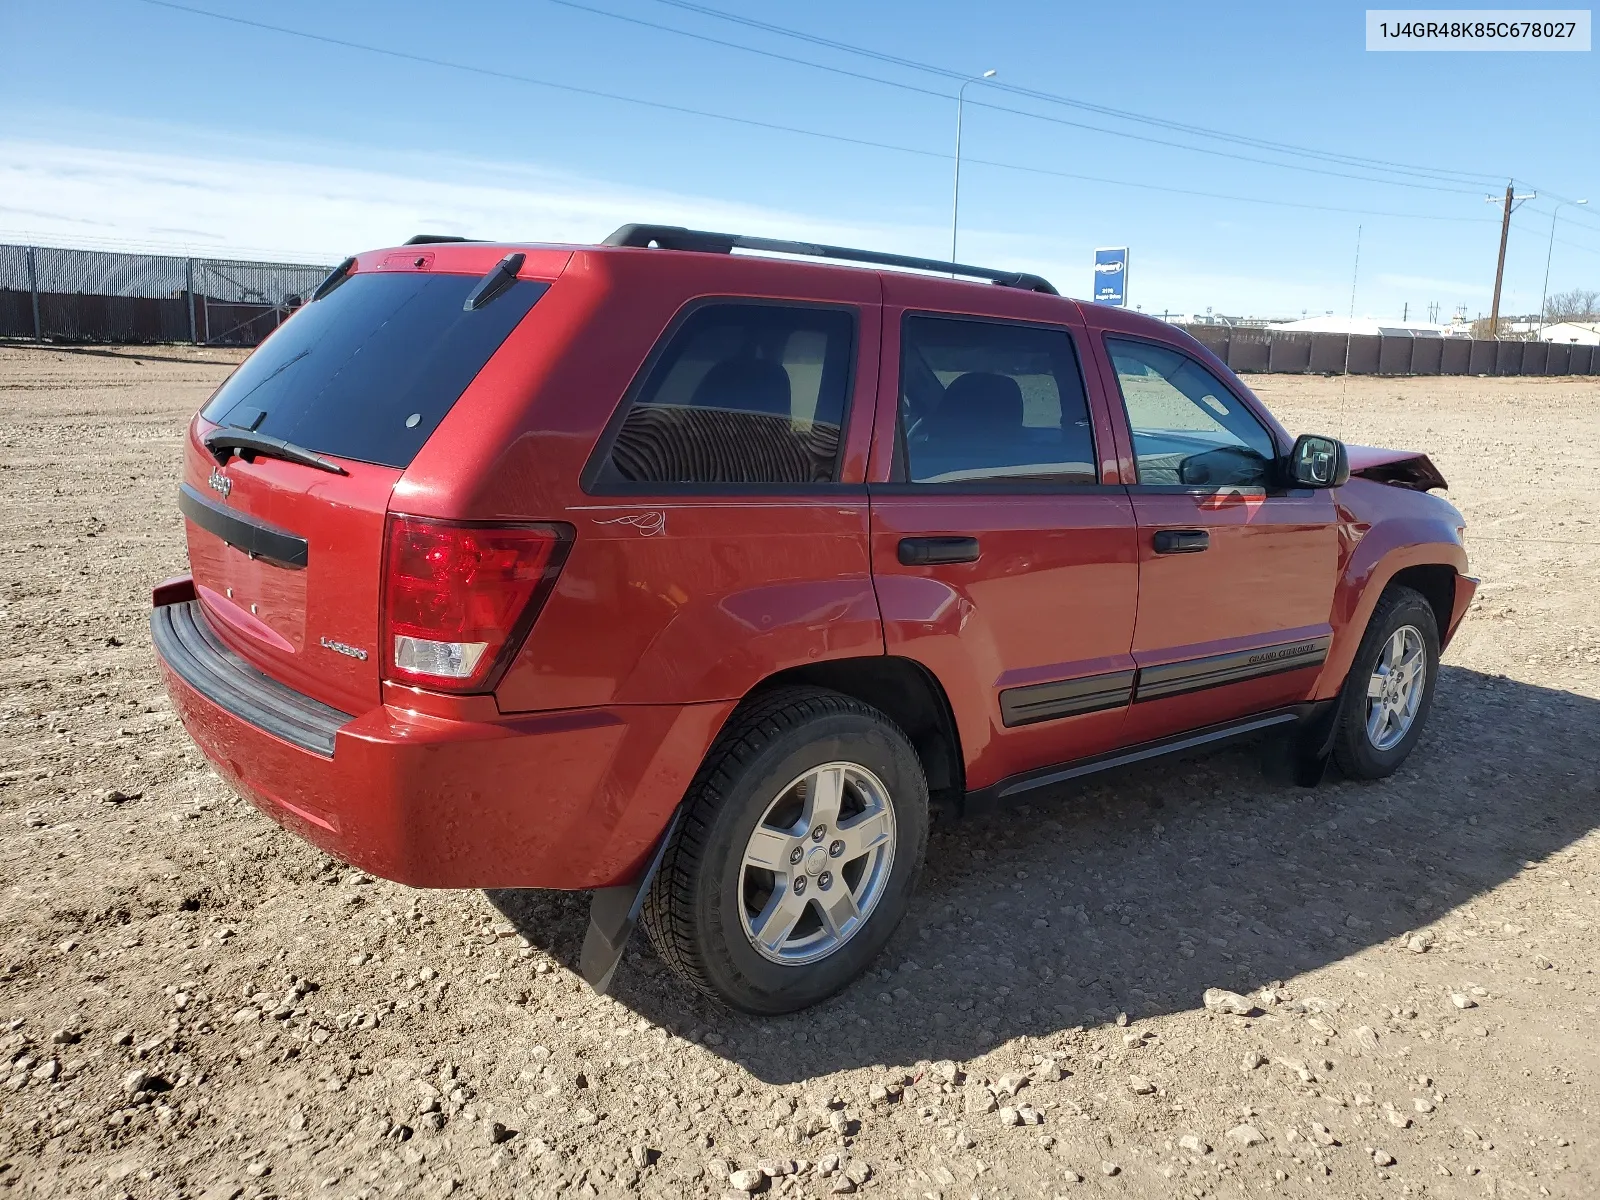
1261;698;1341;788
578;810;681;995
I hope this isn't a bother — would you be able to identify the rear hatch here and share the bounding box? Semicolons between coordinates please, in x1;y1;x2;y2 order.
182;255;550;714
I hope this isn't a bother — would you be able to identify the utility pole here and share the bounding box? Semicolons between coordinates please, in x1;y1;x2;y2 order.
1487;180;1536;336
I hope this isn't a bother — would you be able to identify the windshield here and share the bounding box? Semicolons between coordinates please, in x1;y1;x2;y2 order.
200;271;547;469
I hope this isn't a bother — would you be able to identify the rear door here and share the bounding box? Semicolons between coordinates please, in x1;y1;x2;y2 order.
867;282;1139;794
183;254;552;714
1093;333;1339;741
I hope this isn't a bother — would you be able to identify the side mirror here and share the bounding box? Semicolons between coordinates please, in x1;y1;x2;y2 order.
1285;433;1350;489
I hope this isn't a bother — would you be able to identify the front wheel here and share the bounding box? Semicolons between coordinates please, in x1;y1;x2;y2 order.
1332;584;1441;780
641;687;929;1014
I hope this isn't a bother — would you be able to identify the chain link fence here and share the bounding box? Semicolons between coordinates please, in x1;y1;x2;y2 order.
0;244;332;346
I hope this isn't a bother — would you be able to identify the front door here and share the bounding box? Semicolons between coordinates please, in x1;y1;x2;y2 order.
1096;334;1339;743
867;290;1140;794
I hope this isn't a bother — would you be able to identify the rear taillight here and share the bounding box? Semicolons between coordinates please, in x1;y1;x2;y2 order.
381;515;570;693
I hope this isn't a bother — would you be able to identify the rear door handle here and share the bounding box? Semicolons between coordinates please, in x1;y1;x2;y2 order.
898;536;980;566
1152;528;1209;554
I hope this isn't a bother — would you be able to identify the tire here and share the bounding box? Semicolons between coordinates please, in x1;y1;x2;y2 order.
1332;584;1441;780
641;686;929;1014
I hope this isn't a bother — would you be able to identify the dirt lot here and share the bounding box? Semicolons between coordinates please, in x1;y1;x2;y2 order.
0;345;1595;1200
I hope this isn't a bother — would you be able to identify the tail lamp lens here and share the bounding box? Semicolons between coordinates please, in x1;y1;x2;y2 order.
382;516;566;692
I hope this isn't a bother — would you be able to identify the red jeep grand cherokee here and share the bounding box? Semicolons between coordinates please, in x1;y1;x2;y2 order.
153;225;1474;1013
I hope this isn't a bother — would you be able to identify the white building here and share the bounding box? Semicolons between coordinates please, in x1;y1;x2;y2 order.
1538;321;1600;345
1268;315;1459;338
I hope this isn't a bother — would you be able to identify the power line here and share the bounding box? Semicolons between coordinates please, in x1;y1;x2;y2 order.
130;0;1501;226
648;0;1505;189
557;0;1486;196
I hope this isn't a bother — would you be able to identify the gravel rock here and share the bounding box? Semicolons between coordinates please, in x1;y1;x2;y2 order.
1406;931;1435;953
1373;1149;1396;1167
1128;1075;1155;1095
999;1106;1021;1127
1202;987;1258;1016
728;1167;765;1192
1226;1124;1266;1147
1178;1134;1211;1154
965;1087;997;1115
1450;992;1477;1010
1100;1161;1120;1176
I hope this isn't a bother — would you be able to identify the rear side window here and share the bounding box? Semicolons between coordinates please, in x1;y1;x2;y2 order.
200;271;547;469
597;303;855;487
899;315;1097;484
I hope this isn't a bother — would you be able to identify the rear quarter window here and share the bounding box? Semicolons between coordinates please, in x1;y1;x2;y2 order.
591;302;856;488
200;271;547;469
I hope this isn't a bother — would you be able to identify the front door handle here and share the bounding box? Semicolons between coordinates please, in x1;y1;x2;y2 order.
1152;528;1209;554
898;536;980;566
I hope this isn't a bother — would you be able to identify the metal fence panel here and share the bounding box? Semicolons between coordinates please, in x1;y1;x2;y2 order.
1518;341;1548;375
1267;332;1312;373
1411;338;1443;375
1441;339;1471;374
1346;335;1382;374
1495;340;1524;375
0;243;330;345
1575;344;1597;374
1308;333;1347;373
1226;330;1270;373
1377;336;1414;375
1466;340;1496;374
1545;342;1570;375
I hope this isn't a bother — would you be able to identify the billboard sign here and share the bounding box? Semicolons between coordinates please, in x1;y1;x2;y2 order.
1093;247;1128;306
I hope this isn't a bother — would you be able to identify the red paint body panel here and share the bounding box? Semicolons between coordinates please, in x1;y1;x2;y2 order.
159;638;731;889
183;420;401;713
153;238;1474;894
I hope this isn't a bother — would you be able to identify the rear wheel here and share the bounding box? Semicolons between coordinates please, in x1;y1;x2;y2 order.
641;687;928;1014
1332;585;1440;780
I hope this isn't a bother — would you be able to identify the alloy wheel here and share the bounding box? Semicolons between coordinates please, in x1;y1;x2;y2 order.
737;761;897;965
1365;624;1427;752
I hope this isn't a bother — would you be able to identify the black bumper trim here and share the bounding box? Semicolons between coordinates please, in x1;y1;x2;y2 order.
152;600;352;757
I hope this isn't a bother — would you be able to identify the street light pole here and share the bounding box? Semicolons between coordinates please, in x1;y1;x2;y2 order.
951;69;996;266
1538;198;1588;338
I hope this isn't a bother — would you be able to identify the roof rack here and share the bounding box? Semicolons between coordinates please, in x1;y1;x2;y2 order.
601;223;1058;296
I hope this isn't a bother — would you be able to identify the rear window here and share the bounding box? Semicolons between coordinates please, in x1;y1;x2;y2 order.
199;271;547;469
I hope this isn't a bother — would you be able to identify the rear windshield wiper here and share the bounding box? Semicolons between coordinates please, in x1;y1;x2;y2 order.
202;428;349;476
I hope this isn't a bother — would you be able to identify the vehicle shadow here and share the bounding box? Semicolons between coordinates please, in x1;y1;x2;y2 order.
487;665;1600;1084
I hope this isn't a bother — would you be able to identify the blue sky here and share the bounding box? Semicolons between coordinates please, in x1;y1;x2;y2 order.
3;0;1598;318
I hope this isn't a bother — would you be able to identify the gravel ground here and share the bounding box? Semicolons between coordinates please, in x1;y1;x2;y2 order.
0;344;1595;1200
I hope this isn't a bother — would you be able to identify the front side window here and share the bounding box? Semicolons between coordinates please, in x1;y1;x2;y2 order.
898;315;1097;484
1106;337;1278;487
600;303;854;486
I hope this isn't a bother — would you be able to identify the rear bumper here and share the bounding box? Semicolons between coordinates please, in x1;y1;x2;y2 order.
153;595;732;890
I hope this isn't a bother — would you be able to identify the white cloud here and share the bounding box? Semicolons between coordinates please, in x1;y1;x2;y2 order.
4;137;1488;317
0;138;950;265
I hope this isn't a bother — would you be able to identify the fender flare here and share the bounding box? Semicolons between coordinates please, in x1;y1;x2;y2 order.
1312;516;1468;701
